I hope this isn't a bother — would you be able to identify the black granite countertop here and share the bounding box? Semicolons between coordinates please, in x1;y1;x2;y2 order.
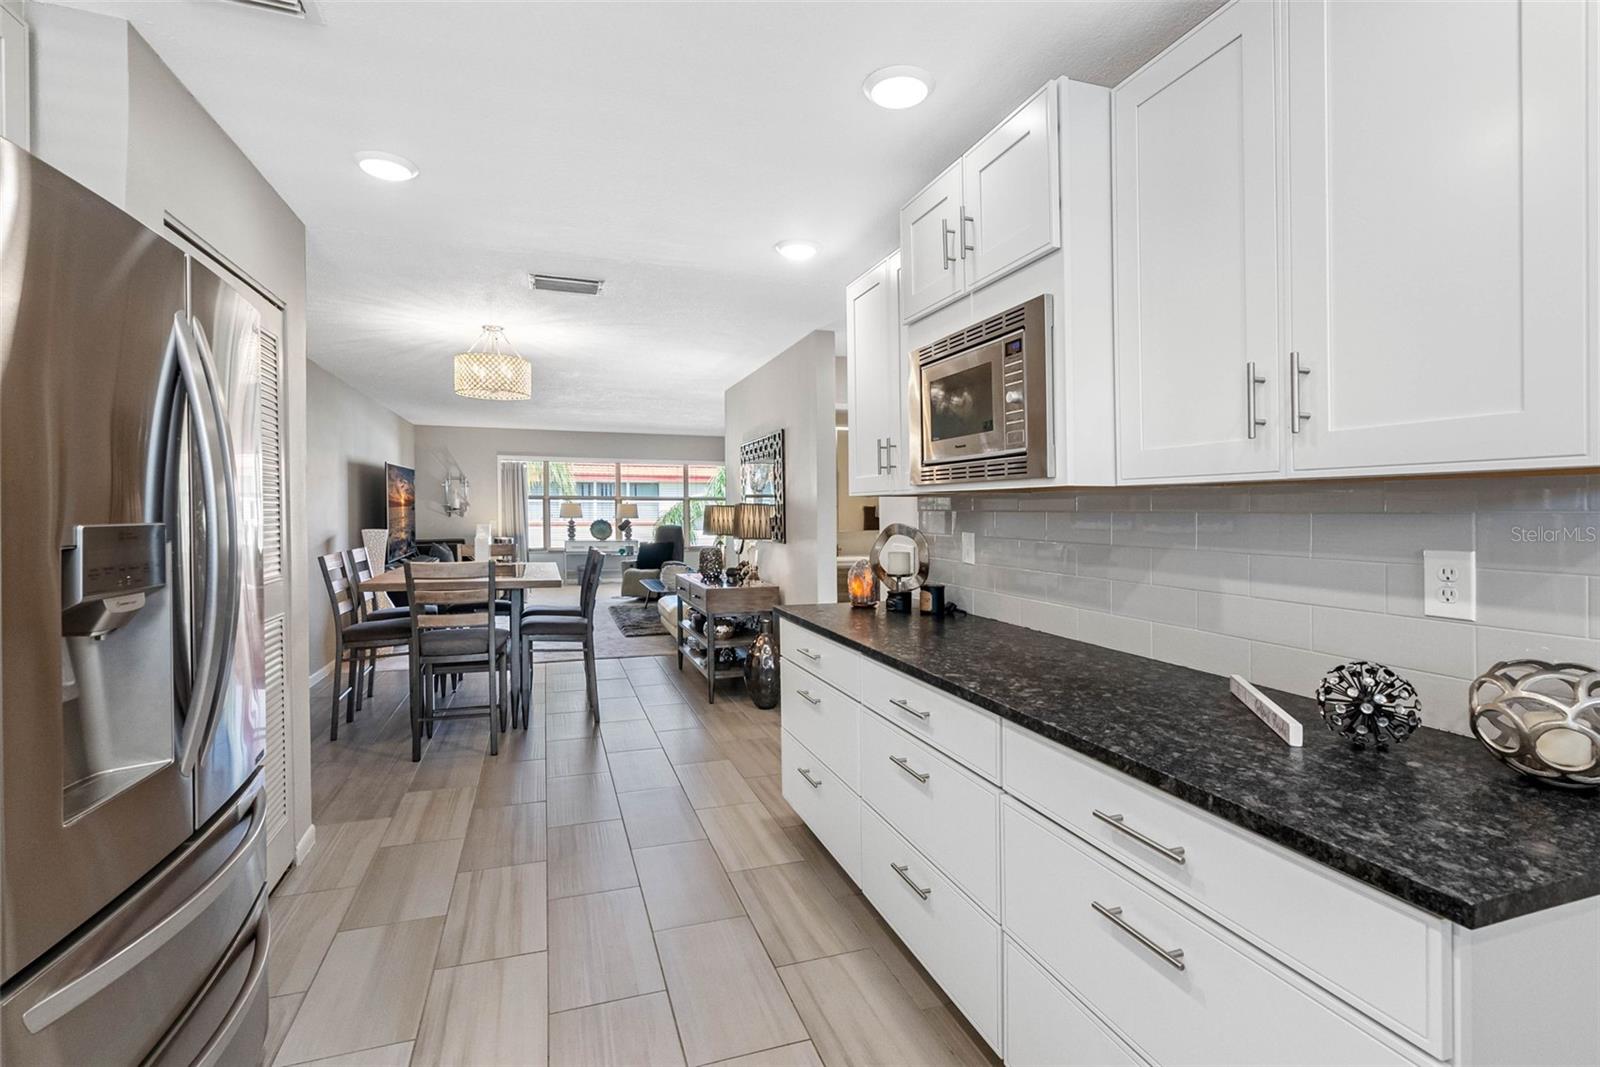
775;603;1600;928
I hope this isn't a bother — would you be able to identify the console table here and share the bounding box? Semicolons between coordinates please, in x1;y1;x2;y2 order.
674;572;780;703
562;542;638;580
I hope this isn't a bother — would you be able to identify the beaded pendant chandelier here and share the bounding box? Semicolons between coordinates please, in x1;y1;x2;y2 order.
453;325;531;401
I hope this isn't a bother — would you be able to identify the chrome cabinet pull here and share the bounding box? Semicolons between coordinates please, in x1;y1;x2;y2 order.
941;220;956;269
1290;351;1312;433
1245;361;1267;440
892;862;932;899
1092;901;1186;971
888;697;929;720
798;767;822;789
875;438;887;475
883;438;896;472
889;755;930;783
1092;809;1186;865
961;211;975;257
795;689;822;706
794;647;820;661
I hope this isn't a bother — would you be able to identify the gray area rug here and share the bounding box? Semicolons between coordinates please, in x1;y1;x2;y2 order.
610;602;667;638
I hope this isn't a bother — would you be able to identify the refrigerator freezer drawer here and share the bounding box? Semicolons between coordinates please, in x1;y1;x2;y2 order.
1;774;266;1065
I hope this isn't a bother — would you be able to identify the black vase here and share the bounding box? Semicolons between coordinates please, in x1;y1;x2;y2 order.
745;631;780;709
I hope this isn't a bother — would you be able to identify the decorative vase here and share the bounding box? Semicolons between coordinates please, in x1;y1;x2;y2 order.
699;543;724;582
1470;660;1600;788
1315;661;1422;748
473;523;492;565
745;629;780;709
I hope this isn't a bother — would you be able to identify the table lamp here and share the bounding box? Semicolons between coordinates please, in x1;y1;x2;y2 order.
617;502;639;541
700;503;737;581
731;503;776;583
559;501;582;541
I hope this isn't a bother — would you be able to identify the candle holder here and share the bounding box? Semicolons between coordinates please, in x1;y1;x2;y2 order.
1470;660;1600;788
869;524;929;605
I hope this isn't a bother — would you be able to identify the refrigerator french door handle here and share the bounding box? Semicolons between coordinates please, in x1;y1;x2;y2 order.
20;780;265;1035
137;886;268;1067
187;316;242;764
169;314;235;777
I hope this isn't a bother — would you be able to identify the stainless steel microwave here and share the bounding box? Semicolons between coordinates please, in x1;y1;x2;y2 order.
909;294;1051;485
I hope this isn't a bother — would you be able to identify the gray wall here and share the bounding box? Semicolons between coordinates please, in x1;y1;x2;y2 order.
412;425;725;541
31;7;314;854
918;475;1600;739
305;360;416;675
725;331;838;604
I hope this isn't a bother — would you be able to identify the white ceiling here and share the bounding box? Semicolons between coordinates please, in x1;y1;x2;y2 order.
56;0;1220;435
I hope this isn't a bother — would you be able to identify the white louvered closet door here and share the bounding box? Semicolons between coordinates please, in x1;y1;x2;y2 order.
257;324;294;882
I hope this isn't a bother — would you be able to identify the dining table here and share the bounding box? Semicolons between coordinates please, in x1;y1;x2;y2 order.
363;560;564;726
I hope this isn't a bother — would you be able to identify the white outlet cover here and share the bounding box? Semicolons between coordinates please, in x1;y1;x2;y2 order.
961;531;976;565
1423;549;1476;621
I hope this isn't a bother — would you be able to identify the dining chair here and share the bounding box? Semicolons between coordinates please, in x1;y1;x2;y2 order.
521;547;604;726
523;546;598;619
346;545;414;703
403;560;511;760
317;551;411;741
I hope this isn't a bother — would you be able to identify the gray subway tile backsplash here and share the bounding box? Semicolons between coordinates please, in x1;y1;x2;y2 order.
916;477;1600;739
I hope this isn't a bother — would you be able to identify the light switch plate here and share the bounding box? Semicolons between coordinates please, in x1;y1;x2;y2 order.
961;531;976;565
1423;549;1475;620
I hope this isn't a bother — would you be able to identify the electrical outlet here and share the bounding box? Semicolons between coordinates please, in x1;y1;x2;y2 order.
961;531;976;565
1423;549;1475;620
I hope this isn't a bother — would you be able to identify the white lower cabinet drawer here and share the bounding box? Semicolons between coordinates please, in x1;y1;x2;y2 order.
1003;800;1414;1067
1005;937;1144;1067
779;620;860;698
860;711;1000;914
857;654;1001;781
1002;723;1450;1057
781;730;860;882
780;658;859;789
860;805;1002;1052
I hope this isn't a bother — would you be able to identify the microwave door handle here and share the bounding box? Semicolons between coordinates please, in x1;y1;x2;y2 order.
186;316;242;762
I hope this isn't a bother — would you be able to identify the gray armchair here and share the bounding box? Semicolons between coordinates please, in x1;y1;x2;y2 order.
620;524;684;599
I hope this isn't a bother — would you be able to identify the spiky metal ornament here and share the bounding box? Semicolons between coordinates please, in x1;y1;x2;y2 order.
1315;661;1422;748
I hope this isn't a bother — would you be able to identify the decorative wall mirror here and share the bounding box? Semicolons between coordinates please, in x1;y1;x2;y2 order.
738;429;786;543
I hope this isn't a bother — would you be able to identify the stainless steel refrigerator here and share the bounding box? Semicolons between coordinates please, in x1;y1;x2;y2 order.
0;140;270;1064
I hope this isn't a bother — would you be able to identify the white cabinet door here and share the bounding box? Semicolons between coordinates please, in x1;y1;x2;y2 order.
899;161;964;322
1287;0;1592;473
1112;0;1280;481
0;4;29;151
846;253;905;495
962;83;1060;291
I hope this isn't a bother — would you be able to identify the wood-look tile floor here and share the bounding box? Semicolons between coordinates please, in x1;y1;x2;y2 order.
271;653;999;1067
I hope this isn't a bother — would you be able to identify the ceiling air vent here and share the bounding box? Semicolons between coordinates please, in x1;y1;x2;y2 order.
218;0;310;16
527;274;605;296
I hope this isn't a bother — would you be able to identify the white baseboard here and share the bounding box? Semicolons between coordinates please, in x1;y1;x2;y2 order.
309;659;335;687
295;822;317;864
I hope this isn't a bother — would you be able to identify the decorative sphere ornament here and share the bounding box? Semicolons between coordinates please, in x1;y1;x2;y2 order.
1315;661;1422;748
1470;660;1600;788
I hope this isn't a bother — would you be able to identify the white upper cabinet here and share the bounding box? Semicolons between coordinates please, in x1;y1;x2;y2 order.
900;85;1064;325
846;251;907;495
961;85;1060;291
1285;0;1593;474
899;161;964;322
1112;0;1280;481
0;3;29;151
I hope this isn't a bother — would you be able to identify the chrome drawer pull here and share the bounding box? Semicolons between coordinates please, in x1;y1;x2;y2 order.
797;767;822;789
795;689;822;706
889;755;930;784
1092;901;1186;971
892;862;932;899
794;647;820;661
889;698;930;720
1092;809;1186;865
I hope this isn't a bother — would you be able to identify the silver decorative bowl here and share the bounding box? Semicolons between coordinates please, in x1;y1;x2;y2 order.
1469;660;1600;788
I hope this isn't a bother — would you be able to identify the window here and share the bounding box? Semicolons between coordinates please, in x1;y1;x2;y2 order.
502;458;726;551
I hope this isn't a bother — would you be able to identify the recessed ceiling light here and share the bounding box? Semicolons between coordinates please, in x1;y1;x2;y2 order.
863;66;934;110
774;240;819;262
355;151;418;182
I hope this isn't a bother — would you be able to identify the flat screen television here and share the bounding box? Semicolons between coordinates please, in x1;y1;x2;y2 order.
384;462;416;565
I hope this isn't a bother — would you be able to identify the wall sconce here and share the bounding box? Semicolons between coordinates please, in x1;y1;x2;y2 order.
442;474;471;517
